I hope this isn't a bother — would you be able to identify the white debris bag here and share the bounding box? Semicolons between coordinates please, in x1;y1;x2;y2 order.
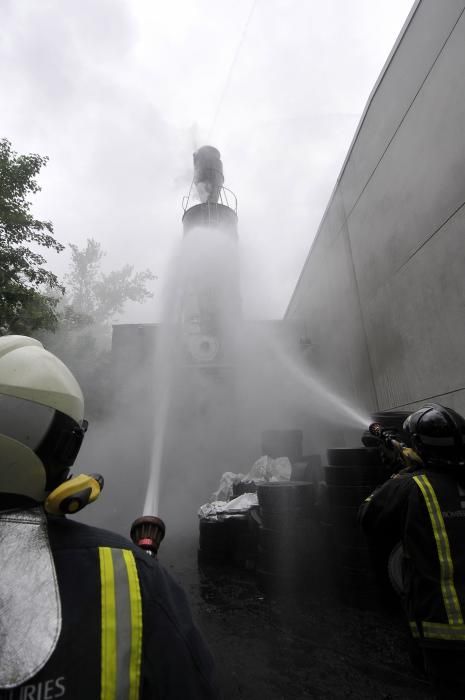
198;493;258;521
210;471;245;502
202;456;291;521
245;455;292;482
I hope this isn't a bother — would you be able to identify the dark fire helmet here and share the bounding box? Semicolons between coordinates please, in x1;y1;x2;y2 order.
403;403;465;468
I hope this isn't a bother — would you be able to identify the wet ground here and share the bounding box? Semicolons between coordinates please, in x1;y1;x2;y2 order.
162;537;434;700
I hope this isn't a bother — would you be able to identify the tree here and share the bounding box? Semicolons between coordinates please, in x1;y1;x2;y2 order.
65;238;155;324
0;138;63;334
39;239;156;420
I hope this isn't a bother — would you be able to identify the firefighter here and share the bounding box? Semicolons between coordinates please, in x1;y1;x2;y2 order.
0;335;220;700
359;403;465;699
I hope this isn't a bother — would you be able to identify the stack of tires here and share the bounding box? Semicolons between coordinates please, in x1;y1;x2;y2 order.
227;515;258;570
198;519;230;565
198;515;258;569
323;447;391;608
291;454;322;483
255;481;321;595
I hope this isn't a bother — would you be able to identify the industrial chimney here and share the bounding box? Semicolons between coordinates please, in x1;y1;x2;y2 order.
182;145;238;236
180;146;241;365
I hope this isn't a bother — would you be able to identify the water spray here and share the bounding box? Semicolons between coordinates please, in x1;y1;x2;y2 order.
272;341;372;429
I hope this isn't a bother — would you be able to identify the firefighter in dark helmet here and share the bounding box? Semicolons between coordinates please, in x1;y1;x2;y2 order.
0;336;220;700
359;403;465;699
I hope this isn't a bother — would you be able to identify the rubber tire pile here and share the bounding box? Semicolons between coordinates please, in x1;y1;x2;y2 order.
256;480;325;595
198;516;258;569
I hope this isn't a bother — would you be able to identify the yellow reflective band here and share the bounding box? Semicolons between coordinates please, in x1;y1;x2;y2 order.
122;550;143;700
423;621;465;641
409;621;420;638
99;547;117;700
413;475;463;625
99;548;143;700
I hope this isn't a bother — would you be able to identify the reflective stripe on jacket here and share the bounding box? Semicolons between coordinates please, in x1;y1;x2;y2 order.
359;469;465;648
99;547;143;700
0;517;219;700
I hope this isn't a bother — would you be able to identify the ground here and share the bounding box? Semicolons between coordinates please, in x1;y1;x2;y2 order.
162;537;434;700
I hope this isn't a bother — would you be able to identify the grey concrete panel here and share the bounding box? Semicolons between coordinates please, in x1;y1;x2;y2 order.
287;188;347;316
341;0;465;215
362;203;465;409
348;11;465;300
289;226;377;414
315;187;347;252
387;388;465;416
286;0;465;422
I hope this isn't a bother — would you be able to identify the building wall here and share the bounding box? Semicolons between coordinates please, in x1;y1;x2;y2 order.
286;0;465;415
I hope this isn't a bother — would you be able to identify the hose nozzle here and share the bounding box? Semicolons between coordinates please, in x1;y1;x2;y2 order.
130;516;166;558
369;422;383;437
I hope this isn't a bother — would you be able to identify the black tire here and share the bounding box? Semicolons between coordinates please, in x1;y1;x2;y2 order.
327;505;360;529
199;520;230;555
258;523;317;551
316;480;330;522
197;547;228;565
326;484;373;508
227;518;257;568
327;447;382;467
259;506;313;530
257;481;315;511
324;464;386;487
247;505;263;532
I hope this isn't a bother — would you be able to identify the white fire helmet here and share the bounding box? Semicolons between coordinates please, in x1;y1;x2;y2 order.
0;335;86;502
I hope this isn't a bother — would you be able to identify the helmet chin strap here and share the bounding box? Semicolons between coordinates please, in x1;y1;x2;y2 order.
44;473;104;515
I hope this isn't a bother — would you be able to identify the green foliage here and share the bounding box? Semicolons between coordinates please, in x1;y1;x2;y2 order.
40;238;155;420
65;238;155;325
0;138;63;334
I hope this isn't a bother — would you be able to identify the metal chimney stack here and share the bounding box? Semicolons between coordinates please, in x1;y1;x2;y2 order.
182;145;238;236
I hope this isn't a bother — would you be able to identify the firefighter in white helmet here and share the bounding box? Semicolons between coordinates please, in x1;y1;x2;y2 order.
0;335;219;700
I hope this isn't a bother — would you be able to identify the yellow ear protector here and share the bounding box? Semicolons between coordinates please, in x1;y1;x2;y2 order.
45;473;104;515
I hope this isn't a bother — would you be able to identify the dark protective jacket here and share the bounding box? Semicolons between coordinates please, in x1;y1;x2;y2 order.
0;516;220;700
359;468;465;648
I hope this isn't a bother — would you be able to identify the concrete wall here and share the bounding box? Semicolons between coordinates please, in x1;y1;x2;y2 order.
286;0;465;416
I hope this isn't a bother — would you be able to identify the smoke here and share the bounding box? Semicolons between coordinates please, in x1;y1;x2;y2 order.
132;222;370;537
69;223;371;539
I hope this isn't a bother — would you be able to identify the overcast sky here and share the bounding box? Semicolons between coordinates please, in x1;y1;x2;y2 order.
1;0;413;322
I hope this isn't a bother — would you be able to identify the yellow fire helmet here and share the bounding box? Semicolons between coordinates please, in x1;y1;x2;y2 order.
0;335;87;503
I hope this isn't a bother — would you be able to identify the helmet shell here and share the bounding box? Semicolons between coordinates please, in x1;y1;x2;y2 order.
403;403;465;468
0;336;84;423
0;336;85;501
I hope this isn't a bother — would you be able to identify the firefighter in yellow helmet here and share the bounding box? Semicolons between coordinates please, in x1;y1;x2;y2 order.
0;335;219;699
359;404;465;700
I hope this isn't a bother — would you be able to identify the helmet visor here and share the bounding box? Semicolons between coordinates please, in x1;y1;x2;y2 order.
0;395;55;449
0;394;87;489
